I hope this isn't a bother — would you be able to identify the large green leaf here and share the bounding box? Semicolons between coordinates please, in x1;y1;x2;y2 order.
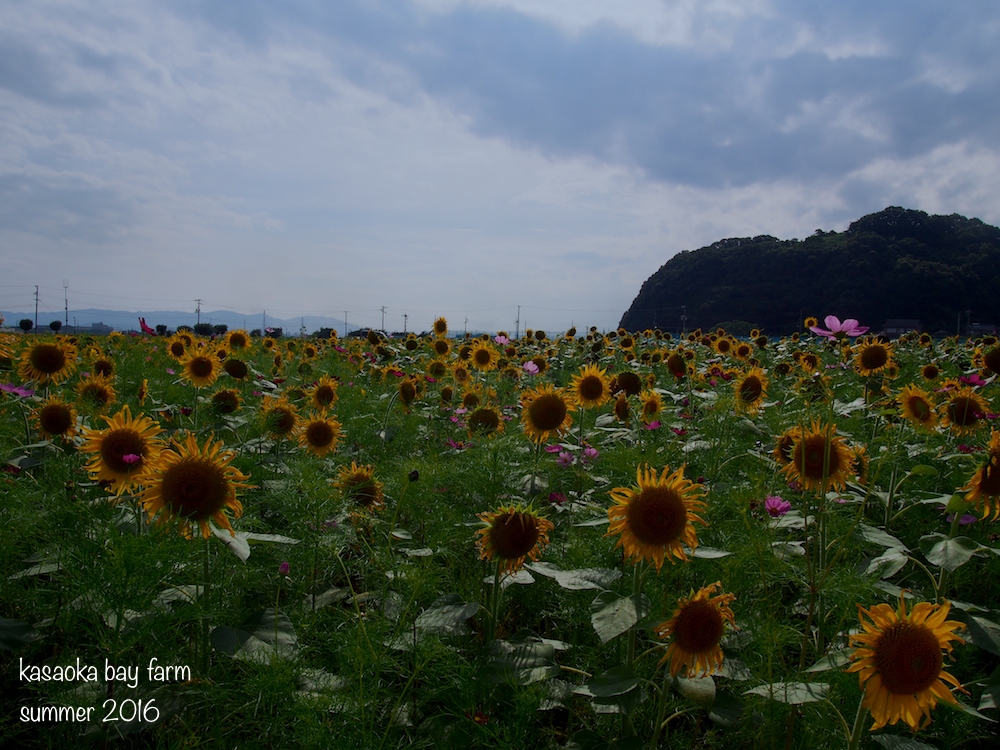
526;562;621;591
744;681;828;704
919;534;981;572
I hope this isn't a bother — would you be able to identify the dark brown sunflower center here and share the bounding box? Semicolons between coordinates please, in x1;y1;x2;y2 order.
268;408;296;434
979;459;1000;496
860;345;889;371
100;429;147;473
30;344;67;374
642;398;659;416
874;621;943;695
907;396;932;422
80;383;113;406
578;375;605;402
229;333;248;349
399;381;417;405
39;404;73;435
440;386;454;402
795;435;841;480
666;354;686;377
305;421;336;447
922;364;939;379
626;486;687;546
983;347;1000;376
469;408;500;433
313;384;336;406
673;599;725;653
93;359;114;377
212;391;240;414
463;392;481;409
224;359;248;379
434;340;450;355
948;396;981;427
528;393;568;431
169;341;186;357
473;348;493;366
344;475;381;506
188;356;214;379
428;361;447;378
160;458;229;521
488;512;540;560
739;376;763;403
617;372;641;396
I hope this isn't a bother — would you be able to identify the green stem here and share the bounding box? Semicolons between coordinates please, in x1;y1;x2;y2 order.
936;509;965;601
846;700;869;750
649;670;674;750
489;560;503;641
201;536;211;677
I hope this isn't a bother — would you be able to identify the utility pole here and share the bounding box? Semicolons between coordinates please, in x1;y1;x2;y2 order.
464;317;468;337
34;285;39;332
343;311;348;338
515;306;520;339
681;305;687;336
403;313;408;334
63;279;69;327
380;306;386;332
195;299;203;325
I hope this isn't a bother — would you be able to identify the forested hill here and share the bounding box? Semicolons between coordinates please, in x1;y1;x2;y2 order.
618;207;1000;335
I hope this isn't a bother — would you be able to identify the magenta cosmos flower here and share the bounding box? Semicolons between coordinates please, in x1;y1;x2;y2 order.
764;495;792;517
808;315;869;340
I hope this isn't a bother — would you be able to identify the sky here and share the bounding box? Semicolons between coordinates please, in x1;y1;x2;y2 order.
2;0;999;335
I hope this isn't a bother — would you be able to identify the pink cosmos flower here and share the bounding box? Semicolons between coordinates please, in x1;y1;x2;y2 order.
121;454;142;465
522;361;539;375
765;495;792;517
808;315;869;340
494;334;510;345
556;451;574;467
582;446;599;463
278;561;290;575
644;420;662;430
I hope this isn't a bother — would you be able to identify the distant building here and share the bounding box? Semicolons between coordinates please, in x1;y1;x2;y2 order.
78;322;115;335
882;319;921;338
969;322;997;336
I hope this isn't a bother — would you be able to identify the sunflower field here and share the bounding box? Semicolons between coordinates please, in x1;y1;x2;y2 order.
2;319;1000;749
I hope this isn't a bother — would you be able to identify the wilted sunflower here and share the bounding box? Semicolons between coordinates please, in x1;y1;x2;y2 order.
520;383;573;444
607;464;707;571
733;367;768;415
81;405;164;495
475;505;554;574
847;594;966;732
32;395;79;439
398;377;420;409
613;394;631;423
854;338;894;376
210;388;242;415
940;387;988;435
467;405;504;438
309;375;339;410
18;340;77;385
960;429;1000;520
297;413;342;457
782;420;854;491
335;461;384;509
639;389;663;424
180;350;221;388
260;395;298;438
138;432;252;538
571;364;611;409
898;384;937;430
469;342;499;372
75;373;117;409
655;582;736;677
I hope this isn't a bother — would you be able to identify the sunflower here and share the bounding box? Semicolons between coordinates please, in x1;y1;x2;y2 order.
81;405;165;495
655;582;736;677
898;384;937;430
398;377;420;409
520;383;573;444
225;329;251;352
960;429;1000;520
639;389;663;424
733;367;768;415
467;405;504;438
469;342;499;372
795;372;831;403
335;461;385;509
309;375;339;410
427;359;449;380
91;356;114;378
803;316;819;329
461;384;484;410
18;340;77;385
165;334;188;360
772;426;801;466
223;358;250;380
921;363;940;381
613;394;631;423
940;387;988;435
32;395;79;439
297;413;342;457
431;338;451;357
432;317;449;337
452;363;472;386
847;594;966;732
781;420;854;491
475;505;554;574
210;388;242;415
260;395;298;438
75;373;117;409
607;464;707;571
798;352;821;372
614;371;642;397
665;351;688;379
714;337;733;356
980;345;1000;377
571;364;611;409
180;350;221;388
138;432;252;538
854;338;894;376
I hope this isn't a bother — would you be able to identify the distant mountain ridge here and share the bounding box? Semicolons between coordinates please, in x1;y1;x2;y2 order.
619;206;1000;335
0;308;348;335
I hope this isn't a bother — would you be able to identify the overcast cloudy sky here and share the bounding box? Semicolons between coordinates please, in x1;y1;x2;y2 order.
2;0;999;334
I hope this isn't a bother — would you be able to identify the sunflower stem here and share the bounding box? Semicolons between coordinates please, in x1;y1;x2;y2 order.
846;700;869;750
489;560;503;641
936;509;965;601
200;535;211;677
648;668;674;750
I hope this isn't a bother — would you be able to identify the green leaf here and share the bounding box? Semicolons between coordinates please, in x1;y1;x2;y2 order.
526;562;621;591
587;666;640;698
857;523;908;550
920;534;980;572
743;681;828;704
590;592;638;644
675;675;715;708
415;594;479;636
805;650;852;672
708;690;744;729
865;547;909;578
691;546;731;559
962;615;1000;657
907;464;939;477
871;735;939;750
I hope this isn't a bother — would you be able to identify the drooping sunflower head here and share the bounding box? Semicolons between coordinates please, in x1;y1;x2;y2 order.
940;387;988;436
81;405;165;495
607;464;707;571
854;337;894;376
32;395;79;439
260;395;298;437
75;373;117;410
571;364;611;409
733;367;768;415
335;461;385;509
18;340;78;385
961;429;1000;520
297;413;342;457
223;358;250;380
309;375;339;410
138;432;252;538
467;405;504;438
180;350;221;388
772;426;801;467
847;594;966;732
475;505;554;574
898;384;937;430
613;394;630;423
210;388;242;415
655;582;736;677
782;420;854;491
520;383;573;444
398;377;420;409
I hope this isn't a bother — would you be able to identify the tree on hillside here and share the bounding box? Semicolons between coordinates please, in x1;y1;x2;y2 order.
213;324;228;335
49;320;62;332
18;319;33;333
155;324;169;336
193;323;214;336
